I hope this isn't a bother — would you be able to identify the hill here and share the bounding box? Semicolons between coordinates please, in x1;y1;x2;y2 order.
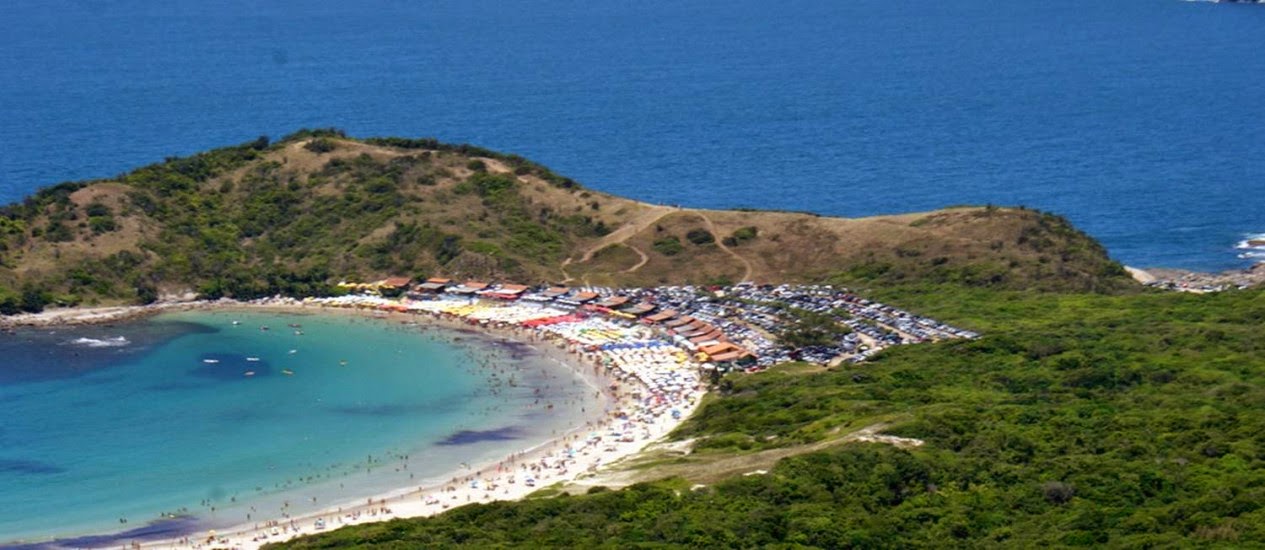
0;130;1133;312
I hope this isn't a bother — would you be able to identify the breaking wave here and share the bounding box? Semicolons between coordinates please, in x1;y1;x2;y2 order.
1235;233;1265;260
70;336;130;348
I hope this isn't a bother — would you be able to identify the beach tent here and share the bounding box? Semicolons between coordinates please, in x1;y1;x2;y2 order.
621;303;656;317
418;278;451;292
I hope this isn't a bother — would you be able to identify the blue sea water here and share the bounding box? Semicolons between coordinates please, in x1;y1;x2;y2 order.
1;0;1264;271
0;310;602;545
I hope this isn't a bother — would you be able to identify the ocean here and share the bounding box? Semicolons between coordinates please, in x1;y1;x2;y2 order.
1;0;1263;271
0;310;603;545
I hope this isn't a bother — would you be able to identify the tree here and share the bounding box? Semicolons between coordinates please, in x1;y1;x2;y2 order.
0;286;20;315
135;279;159;305
19;284;48;313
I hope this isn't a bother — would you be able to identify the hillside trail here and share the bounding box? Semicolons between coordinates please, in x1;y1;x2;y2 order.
561;205;675;283
564;422;922;491
696;212;754;283
623;245;650;273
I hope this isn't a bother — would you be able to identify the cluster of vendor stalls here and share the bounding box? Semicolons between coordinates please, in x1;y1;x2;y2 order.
336;276;972;370
395;278;756;366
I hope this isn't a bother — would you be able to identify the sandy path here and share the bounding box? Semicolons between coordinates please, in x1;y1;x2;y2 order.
562;205;675;283
696;211;754;283
623;244;650;273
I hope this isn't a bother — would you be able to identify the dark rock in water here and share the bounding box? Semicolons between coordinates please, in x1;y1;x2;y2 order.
437;427;523;445
2;515;200;550
0;458;65;475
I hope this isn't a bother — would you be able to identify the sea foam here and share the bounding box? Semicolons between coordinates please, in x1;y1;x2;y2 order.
70;336;130;348
1235;233;1265;259
1236;233;1265;246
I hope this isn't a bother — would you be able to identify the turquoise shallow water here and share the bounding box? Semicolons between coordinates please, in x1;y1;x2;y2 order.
0;310;602;545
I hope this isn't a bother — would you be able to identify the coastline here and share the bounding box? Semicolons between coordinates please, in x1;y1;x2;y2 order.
6;299;704;550
6;256;1263;333
0;300;209;329
1125;263;1264;292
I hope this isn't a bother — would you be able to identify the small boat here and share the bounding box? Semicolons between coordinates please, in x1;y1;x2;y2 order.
231;321;241;326
288;349;298;354
246;357;261;362
244;371;255;377
288;323;302;328
202;359;220;364
282;369;294;376
293;330;304;336
260;326;270;331
339;360;348;366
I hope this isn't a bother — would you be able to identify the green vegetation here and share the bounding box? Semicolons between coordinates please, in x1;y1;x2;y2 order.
303;137;338;154
685;228;715;245
777;307;851;348
362;136;581;189
653;236;684;256
723;225;759;247
833;210;1133;294
0;132;611;305
0;134;1138;307
1;133;1251;546
279;287;1265;547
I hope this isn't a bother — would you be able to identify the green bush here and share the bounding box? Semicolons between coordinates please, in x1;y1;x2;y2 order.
778;309;851;347
686;228;715;245
303;138;337;154
89;216;117;234
44;221;74;242
467;172;516;198
732;226;758;242
653;236;684;256
85;202;111;217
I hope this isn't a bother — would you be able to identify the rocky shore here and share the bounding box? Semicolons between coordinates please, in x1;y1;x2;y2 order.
1128;262;1265;293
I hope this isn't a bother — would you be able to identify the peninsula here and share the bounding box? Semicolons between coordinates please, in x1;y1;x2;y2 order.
0;130;1131;314
2;132;1263;548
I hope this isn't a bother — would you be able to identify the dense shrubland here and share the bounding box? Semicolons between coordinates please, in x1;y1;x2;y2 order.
0;130;615;310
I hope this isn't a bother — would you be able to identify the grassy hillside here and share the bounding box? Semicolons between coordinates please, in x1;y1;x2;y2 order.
0;130;1133;312
277;287;1265;548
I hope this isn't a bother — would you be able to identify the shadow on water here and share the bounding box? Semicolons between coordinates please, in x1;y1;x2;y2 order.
0;458;65;475
1;515;200;550
0;320;216;385
327;394;466;417
437;426;523;446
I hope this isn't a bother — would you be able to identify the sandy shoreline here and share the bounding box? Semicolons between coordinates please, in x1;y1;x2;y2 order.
8;299;704;550
0;301;198;329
